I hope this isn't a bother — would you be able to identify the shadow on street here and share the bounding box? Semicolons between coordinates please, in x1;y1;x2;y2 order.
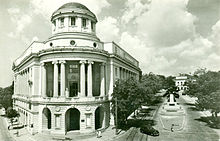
118;119;156;131
195;116;220;129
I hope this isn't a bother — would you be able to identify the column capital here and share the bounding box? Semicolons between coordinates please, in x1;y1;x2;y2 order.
59;60;66;64
52;60;59;64
87;60;94;64
100;62;106;66
40;62;46;66
79;60;86;64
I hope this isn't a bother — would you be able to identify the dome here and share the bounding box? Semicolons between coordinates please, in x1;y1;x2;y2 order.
51;2;97;21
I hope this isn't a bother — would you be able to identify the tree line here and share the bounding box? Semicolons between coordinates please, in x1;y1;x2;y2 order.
186;69;220;121
0;82;14;109
111;73;175;127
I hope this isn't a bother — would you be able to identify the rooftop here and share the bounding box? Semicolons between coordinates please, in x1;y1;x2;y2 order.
51;2;97;21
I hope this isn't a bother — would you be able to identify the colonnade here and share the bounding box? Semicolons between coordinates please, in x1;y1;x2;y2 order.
41;60;106;98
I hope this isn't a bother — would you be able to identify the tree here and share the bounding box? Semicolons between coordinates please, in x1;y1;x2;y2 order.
111;73;165;128
0;82;14;109
6;107;19;119
139;73;164;105
6;107;20;126
186;70;220;121
163;76;175;89
111;77;142;127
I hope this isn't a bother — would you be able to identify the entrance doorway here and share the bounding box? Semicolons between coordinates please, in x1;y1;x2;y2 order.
65;108;80;132
42;108;51;129
95;107;104;129
69;82;78;97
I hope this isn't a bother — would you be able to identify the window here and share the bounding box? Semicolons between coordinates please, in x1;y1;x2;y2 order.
28;102;31;110
91;21;95;31
53;21;56;30
69;82;78;97
60;17;64;27
69;64;78;73
70;17;76;26
115;68;118;77
82;18;87;27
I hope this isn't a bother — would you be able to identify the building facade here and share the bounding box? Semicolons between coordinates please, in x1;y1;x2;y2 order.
175;76;188;93
12;3;141;135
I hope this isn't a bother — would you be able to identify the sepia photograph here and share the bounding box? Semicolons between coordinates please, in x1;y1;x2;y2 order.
0;0;220;140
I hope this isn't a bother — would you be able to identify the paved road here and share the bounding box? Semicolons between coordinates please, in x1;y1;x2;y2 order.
0;116;13;141
148;97;219;141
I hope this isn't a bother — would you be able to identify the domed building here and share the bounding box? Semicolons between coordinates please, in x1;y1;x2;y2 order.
12;2;141;135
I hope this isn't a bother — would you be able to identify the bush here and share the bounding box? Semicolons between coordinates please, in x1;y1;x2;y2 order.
6;107;19;119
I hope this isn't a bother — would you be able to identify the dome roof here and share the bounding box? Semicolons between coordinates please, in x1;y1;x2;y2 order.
51;2;97;21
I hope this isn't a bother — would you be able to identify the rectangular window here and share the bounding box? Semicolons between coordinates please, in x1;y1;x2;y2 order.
69;82;78;97
70;17;76;26
28;103;31;110
91;22;94;31
115;68;118;77
60;17;64;27
53;21;56;31
69;64;78;73
82;18;87;27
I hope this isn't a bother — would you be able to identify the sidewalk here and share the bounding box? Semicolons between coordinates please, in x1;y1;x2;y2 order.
1;97;163;141
3;119;129;141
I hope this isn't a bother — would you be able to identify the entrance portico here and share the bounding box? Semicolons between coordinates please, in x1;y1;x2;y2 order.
41;60;106;98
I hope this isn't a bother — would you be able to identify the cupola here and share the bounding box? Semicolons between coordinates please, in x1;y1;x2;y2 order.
51;2;97;35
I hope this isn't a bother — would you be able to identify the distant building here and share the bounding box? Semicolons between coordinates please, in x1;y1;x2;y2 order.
12;2;141;135
175;76;188;92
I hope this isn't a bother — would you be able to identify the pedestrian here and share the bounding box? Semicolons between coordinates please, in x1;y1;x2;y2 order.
96;129;102;138
171;124;174;132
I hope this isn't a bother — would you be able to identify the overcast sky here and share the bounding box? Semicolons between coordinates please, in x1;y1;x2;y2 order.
0;0;220;87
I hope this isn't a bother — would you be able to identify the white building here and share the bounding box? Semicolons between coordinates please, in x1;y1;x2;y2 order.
12;2;141;135
175;76;188;92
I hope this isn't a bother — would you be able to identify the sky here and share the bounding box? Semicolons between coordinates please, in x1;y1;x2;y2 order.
0;0;220;87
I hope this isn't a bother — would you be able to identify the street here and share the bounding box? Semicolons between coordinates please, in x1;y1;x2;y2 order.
148;96;219;141
0;116;13;141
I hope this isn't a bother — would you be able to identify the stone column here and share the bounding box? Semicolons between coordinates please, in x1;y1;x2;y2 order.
60;60;66;97
100;63;105;97
52;60;59;97
41;63;47;97
80;60;86;97
87;61;94;97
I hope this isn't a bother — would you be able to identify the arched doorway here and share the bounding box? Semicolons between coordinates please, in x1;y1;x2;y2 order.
95;106;105;130
65;108;80;132
42;108;51;129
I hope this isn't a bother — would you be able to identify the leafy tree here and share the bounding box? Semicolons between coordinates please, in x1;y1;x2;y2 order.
163;76;175;89
111;77;142;127
6;107;19;119
186;70;220;121
6;107;20;125
0;82;14;109
139;73;165;104
111;73;165;128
